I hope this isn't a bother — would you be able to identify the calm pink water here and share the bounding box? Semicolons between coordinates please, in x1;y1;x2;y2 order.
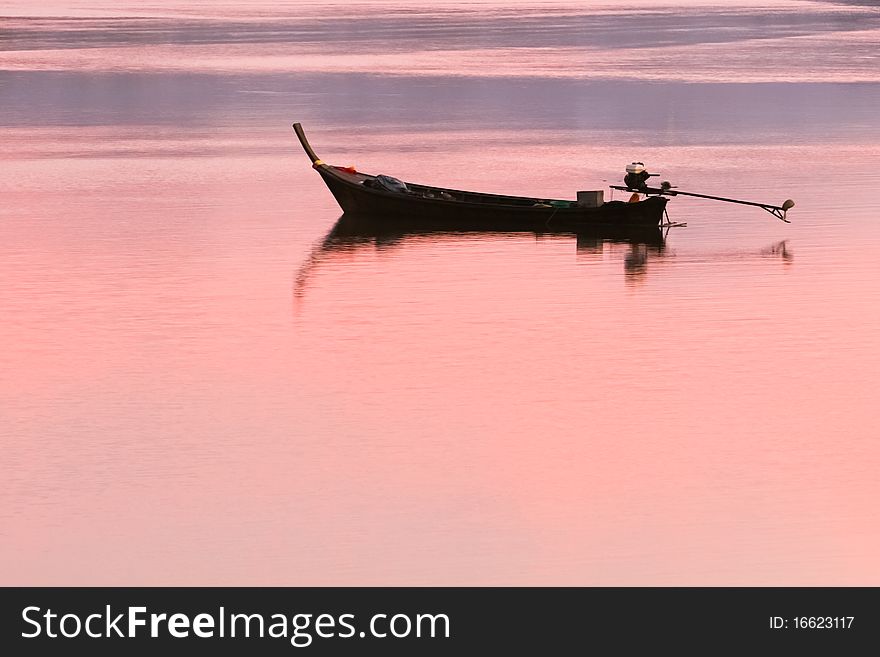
2;1;879;585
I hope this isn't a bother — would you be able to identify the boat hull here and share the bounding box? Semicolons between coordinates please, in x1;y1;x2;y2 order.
316;165;666;230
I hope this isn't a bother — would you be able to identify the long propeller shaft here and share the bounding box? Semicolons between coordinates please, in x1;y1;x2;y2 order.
609;185;794;222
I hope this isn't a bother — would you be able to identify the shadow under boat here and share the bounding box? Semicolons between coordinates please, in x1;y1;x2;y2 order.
295;213;793;305
322;211;667;247
294;212;669;299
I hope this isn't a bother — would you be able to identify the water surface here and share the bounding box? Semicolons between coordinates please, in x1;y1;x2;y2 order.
1;0;879;585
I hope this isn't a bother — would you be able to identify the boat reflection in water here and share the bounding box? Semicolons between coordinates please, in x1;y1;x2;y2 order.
572;231;666;284
294;212;671;299
294;213;793;300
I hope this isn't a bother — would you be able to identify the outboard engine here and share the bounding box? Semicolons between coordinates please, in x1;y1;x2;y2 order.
624;162;656;191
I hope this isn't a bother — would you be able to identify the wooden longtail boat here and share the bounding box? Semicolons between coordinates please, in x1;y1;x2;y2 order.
293;123;667;228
